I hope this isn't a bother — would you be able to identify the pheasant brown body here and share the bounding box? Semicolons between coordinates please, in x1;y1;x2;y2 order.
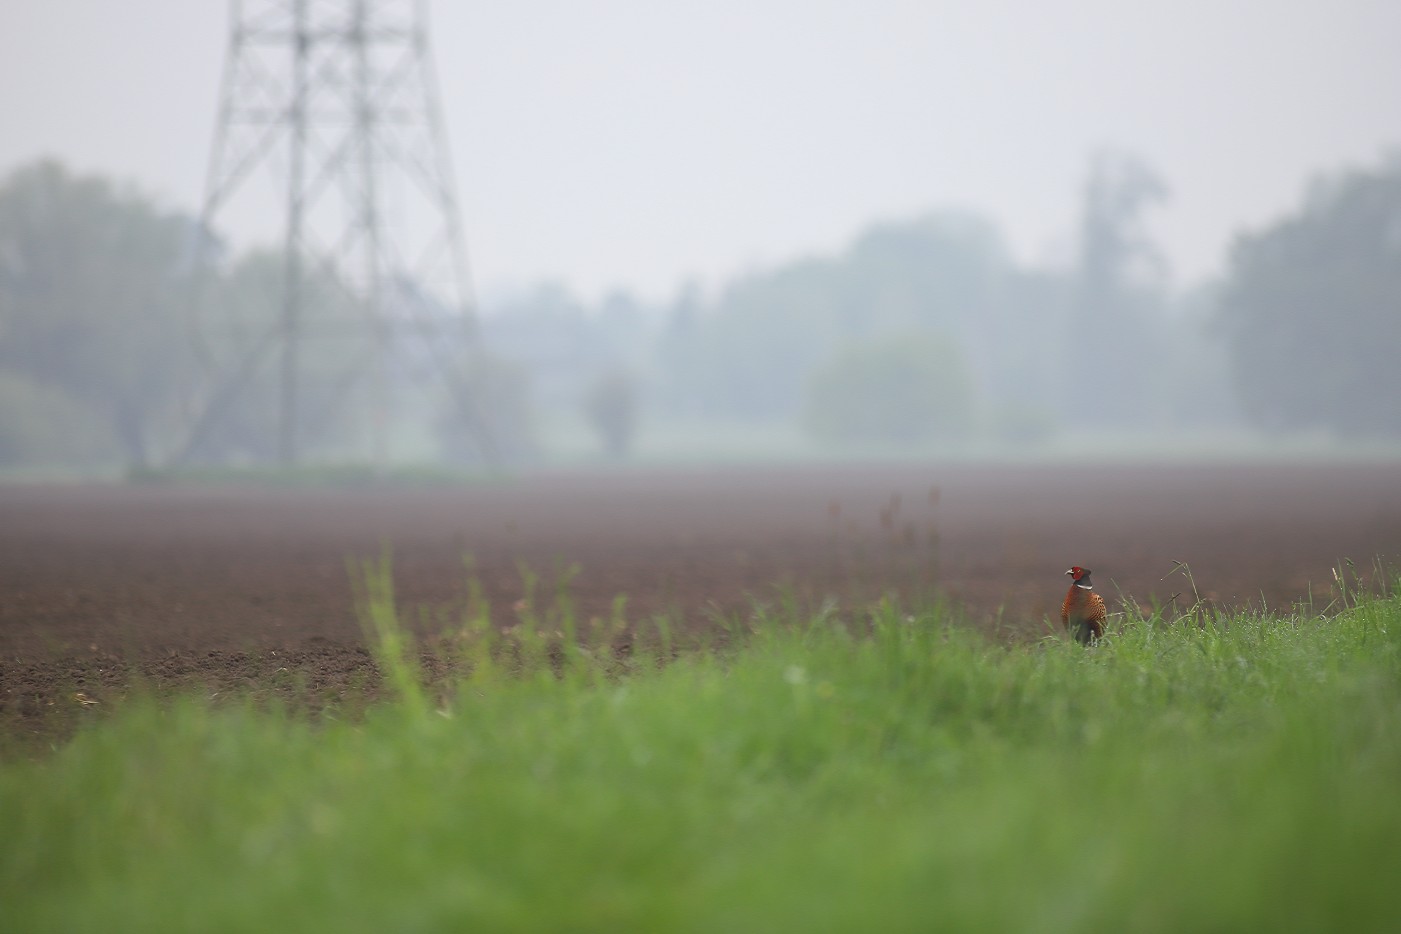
1061;567;1106;645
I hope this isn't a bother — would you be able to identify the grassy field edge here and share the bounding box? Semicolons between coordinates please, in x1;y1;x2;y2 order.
3;568;1400;932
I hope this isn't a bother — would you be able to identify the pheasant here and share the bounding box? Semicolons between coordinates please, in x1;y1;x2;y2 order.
1061;566;1106;645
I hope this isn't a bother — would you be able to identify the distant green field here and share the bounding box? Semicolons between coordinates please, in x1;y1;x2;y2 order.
3;563;1400;933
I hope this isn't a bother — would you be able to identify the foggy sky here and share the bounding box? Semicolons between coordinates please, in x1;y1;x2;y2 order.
1;0;1397;303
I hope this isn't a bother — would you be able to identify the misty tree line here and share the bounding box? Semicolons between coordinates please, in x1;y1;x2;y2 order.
1;153;1399;468
485;150;1401;454
0;161;468;468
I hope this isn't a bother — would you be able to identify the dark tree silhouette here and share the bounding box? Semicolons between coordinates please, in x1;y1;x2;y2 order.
1218;157;1401;437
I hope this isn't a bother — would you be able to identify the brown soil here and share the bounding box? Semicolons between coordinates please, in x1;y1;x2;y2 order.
4;462;1400;740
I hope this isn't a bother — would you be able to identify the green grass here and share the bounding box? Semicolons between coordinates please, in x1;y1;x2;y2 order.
3;568;1401;933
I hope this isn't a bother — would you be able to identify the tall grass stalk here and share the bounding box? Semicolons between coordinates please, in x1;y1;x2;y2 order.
347;548;426;716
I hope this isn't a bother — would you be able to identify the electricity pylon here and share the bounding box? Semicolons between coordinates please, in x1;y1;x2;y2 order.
182;0;487;466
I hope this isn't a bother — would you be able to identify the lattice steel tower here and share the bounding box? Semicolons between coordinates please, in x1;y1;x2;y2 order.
186;0;483;466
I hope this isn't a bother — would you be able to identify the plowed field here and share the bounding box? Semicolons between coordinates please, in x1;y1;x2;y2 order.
5;462;1400;735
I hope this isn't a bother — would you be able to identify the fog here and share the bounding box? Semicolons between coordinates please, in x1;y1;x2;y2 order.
0;1;1398;472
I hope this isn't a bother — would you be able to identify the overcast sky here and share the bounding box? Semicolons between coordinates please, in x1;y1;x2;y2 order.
1;0;1397;303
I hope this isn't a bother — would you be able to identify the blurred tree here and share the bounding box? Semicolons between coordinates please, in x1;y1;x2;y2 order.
1218;157;1401;436
434;351;537;466
0;371;116;467
802;332;975;445
480;282;608;412
1069;151;1172;426
658;211;1014;425
583;367;640;457
694;256;846;420
1155;283;1240;429
841;211;1011;343
988;399;1058;446
655;281;706;419
0;161;198;467
595;289;654;370
1078;152;1170;309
